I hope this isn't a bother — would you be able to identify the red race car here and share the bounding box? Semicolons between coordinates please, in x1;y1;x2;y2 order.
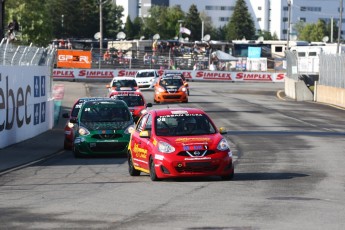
109;91;152;122
128;108;234;181
62;97;107;149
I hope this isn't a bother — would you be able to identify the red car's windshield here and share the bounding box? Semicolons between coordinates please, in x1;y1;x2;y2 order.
155;114;216;136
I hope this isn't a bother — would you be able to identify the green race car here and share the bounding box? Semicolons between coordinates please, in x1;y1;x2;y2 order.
70;99;135;157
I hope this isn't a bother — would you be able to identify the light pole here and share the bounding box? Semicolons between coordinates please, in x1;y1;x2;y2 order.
61;14;64;37
98;0;108;67
337;0;343;53
201;20;204;41
178;20;184;40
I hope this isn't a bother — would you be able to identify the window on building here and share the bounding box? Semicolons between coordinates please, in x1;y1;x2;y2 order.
219;17;230;22
283;6;288;11
283;17;288;22
300;6;321;12
299;18;306;22
275;46;283;52
258;6;262;10
298;52;306;57
257;18;261;22
282;29;287;34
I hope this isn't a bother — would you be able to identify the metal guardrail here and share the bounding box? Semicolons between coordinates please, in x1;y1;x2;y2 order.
0;38;56;67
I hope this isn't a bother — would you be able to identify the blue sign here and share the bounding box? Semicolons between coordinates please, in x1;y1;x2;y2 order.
34;103;40;125
34;76;40;97
41;102;46;123
248;47;261;58
41;76;46;96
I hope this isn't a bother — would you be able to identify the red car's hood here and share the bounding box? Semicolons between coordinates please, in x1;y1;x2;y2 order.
156;134;222;150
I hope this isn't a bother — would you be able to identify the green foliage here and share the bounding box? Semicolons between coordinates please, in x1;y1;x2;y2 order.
226;0;255;41
256;30;276;40
132;17;144;39
4;0;274;46
124;16;134;39
141;5;185;40
185;4;202;41
297;19;328;42
104;3;124;39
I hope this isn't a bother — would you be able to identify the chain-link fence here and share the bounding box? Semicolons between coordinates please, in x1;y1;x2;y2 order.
319;54;345;88
286;50;345;89
81;48;285;72
285;50;319;87
0;39;56;67
285;51;299;81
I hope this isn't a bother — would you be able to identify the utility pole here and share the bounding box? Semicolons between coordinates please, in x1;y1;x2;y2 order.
331;17;334;43
337;0;343;54
287;0;291;50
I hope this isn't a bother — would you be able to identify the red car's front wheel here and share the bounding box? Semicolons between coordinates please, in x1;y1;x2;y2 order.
149;157;161;181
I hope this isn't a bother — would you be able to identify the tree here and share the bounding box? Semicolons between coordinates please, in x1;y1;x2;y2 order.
326;20;338;42
6;0;53;46
132;17;144;39
185;4;202;41
257;30;276;40
124;16;134;39
298;19;327;42
104;3;124;39
225;0;255;41
142;5;184;40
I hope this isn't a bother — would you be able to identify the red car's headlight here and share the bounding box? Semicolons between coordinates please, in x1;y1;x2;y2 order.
158;141;175;153
217;138;230;151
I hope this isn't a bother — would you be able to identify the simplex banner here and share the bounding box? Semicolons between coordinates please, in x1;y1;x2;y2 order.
52;68;285;82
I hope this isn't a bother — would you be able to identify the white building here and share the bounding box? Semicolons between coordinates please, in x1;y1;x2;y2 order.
115;0;344;41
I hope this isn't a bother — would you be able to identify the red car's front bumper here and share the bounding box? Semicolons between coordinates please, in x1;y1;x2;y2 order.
153;152;233;179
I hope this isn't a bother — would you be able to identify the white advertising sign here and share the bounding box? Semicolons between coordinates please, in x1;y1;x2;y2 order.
0;66;54;148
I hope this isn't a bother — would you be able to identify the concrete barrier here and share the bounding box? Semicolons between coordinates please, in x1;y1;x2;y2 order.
315;82;345;108
0;66;54;149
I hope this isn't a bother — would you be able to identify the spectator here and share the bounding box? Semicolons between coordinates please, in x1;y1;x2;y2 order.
143;53;150;65
67;39;72;49
152;40;158;54
117;49;123;64
103;50;111;62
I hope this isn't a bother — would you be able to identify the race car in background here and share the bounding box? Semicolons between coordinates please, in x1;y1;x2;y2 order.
70;99;135;157
134;69;159;88
62;97;107;150
153;74;189;103
106;77;139;95
109;91;152;122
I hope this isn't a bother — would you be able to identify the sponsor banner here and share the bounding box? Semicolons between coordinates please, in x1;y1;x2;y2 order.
57;50;91;69
52;68;285;82
0;66;53;148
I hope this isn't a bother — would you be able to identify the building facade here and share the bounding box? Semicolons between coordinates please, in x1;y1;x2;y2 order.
115;0;344;41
